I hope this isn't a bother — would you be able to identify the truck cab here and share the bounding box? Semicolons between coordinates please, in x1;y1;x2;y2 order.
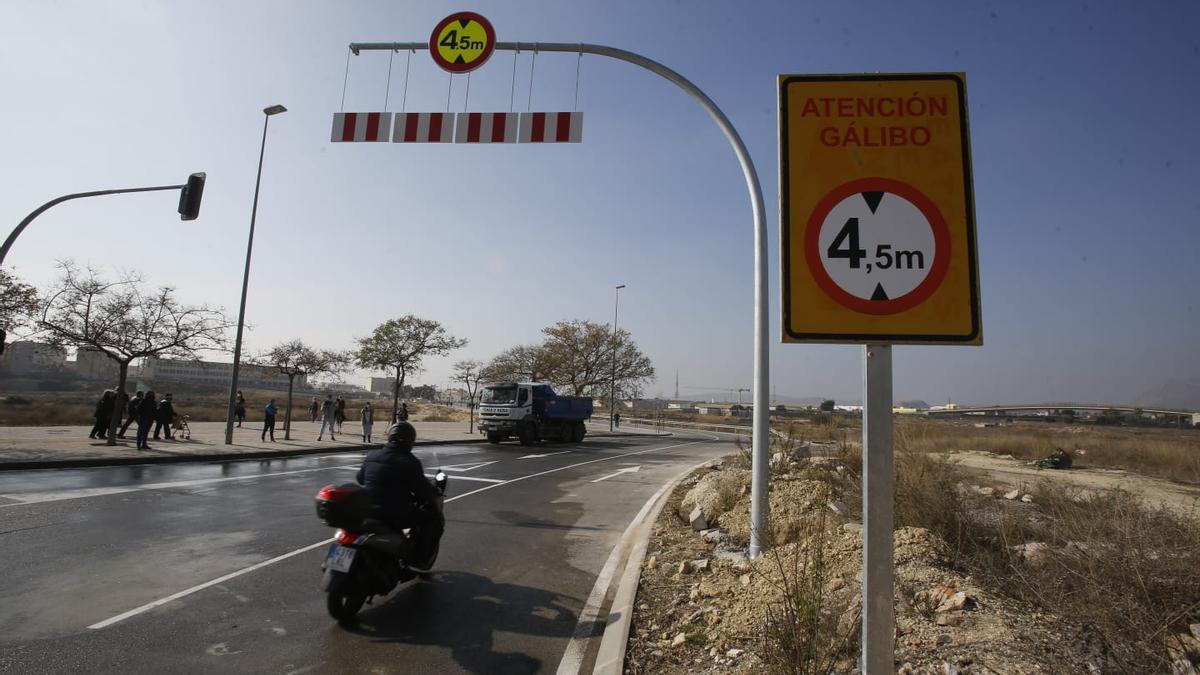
477;382;592;445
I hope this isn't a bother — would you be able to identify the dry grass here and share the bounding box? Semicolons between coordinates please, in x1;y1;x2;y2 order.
895;417;1200;484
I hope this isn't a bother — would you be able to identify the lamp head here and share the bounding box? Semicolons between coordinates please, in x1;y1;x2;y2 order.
264;104;287;116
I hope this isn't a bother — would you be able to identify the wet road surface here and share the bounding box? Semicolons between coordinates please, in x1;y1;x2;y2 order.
0;431;730;674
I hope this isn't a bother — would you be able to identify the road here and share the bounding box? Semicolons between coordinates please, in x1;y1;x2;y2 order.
0;430;730;674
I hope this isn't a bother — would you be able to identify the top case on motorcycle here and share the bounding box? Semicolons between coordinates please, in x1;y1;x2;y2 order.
315;484;374;529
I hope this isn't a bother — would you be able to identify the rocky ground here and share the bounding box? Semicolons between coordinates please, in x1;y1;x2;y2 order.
622;451;1200;674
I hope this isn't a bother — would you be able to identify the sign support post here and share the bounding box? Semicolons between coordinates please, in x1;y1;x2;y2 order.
861;344;894;674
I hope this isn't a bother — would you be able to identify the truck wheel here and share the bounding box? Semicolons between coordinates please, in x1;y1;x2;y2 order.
486;432;503;444
571;422;586;443
518;425;536;446
559;425;573;443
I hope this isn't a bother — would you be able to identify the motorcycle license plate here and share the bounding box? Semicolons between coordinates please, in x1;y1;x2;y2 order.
325;544;356;573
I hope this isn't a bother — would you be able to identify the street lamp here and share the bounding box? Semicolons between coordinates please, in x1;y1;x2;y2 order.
610;284;625;431
225;104;287;444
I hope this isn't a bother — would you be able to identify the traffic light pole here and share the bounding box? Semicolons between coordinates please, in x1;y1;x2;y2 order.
351;40;771;556
0;184;186;270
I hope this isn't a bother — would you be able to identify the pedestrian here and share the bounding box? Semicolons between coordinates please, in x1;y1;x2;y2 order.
318;394;337;441
155;393;175;440
396;403;409;423
335;396;347;432
309;396;319;423
89;389;116;439
118;390;143;439
614;411;621;428
136;391;157;450
361;402;374;442
262;399;277;442
235;391;246;428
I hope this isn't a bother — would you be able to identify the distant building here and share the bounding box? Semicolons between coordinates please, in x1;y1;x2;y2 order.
139;356;301;391
0;341;66;375
370;377;396;395
71;347;119;381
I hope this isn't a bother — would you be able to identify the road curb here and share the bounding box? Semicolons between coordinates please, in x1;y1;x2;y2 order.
593;457;716;675
0;437;490;472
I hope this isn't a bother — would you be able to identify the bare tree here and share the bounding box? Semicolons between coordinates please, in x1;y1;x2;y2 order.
453;359;485;433
354;315;467;421
481;344;555;383
37;262;232;445
256;340;350;440
0;268;39;333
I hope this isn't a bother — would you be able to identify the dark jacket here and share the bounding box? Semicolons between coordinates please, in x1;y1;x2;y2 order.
95;390;116;418
355;444;437;529
156;400;175;424
137;395;157;421
126;395;143;417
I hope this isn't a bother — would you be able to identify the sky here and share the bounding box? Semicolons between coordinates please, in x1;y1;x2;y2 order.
2;0;1198;406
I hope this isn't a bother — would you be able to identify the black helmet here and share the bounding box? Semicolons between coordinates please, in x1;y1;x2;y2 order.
386;422;416;448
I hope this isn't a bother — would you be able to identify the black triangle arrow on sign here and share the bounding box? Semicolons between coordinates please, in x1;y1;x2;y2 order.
862;192;885;214
458;19;471;28
454;55;465;64
871;283;889;301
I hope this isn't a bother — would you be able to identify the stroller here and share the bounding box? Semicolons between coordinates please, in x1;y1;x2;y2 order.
173;414;192;440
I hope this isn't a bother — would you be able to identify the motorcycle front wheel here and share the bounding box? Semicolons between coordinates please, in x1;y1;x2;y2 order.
326;591;366;623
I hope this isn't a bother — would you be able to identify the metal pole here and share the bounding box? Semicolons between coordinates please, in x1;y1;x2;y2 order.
1;185;185;269
610;284;624;431
861;344;894;674
225;110;281;444
348;41;771;556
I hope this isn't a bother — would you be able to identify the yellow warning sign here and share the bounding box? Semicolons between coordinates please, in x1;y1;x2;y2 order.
430;12;496;74
780;73;981;345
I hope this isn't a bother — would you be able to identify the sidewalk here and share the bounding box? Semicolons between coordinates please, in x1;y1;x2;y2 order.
0;419;484;470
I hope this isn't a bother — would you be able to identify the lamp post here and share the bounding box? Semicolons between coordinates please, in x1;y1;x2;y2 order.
610;284;625;431
225;104;287;445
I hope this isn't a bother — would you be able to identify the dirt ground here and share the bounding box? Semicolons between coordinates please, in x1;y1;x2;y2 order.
623;445;1200;674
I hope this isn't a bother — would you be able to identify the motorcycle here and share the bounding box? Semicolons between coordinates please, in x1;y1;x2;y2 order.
314;471;448;622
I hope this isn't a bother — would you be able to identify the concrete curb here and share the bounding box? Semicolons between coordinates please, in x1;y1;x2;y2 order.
0;430;671;472
0;437;491;472
593;457;716;674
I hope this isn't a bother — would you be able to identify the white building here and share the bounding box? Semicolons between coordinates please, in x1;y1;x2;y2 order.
0;341;66;375
139;356;301;390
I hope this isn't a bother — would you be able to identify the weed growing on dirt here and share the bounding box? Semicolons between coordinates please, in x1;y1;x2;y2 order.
757;512;859;675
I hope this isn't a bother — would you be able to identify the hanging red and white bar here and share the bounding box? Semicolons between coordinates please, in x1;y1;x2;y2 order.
454;112;519;144
518;112;583;143
392;112;455;143
330;112;392;142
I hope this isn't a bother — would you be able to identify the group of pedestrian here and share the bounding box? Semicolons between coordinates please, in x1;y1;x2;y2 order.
89;389;124;439
90;388;181;451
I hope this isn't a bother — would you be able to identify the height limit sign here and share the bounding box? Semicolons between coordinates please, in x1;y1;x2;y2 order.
780;74;981;344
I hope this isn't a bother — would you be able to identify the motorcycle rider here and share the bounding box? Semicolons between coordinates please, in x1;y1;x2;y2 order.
354;422;442;564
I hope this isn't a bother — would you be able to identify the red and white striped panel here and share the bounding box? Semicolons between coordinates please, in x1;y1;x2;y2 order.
518;112;583;143
330;112;391;142
454;112;519;144
392;113;455;143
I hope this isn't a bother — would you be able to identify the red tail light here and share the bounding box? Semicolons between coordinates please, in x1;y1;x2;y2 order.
335;529;360;545
317;485;356;501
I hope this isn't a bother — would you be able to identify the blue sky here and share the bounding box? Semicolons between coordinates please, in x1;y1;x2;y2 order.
2;1;1198;405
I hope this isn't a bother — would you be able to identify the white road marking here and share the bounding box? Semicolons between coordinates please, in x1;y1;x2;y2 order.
439;460;499;472
590;465;641;483
554;469;688;675
0;464;361;508
87;437;713;630
87;540;332;630
424;473;503;484
518;450;572;459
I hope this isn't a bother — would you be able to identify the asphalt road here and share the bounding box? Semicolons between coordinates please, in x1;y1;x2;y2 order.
0;429;731;674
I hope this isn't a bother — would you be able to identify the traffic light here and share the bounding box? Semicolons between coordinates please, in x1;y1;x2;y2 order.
178;172;206;221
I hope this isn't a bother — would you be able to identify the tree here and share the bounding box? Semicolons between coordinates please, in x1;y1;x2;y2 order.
539;319;655;399
354;315;466;420
37;262;231;445
820;399;836;412
453;359;485;433
481;344;555;383
256;340;350;440
0;268;40;334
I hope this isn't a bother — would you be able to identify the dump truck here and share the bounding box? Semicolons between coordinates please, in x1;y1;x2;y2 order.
477;382;592;445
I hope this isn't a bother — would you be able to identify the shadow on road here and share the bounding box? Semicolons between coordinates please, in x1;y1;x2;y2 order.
342;571;580;675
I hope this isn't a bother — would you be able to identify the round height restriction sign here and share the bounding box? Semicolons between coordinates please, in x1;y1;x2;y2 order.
429;12;496;73
805;177;951;315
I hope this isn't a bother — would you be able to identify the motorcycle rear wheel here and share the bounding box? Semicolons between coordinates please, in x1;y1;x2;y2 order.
326;591;367;623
